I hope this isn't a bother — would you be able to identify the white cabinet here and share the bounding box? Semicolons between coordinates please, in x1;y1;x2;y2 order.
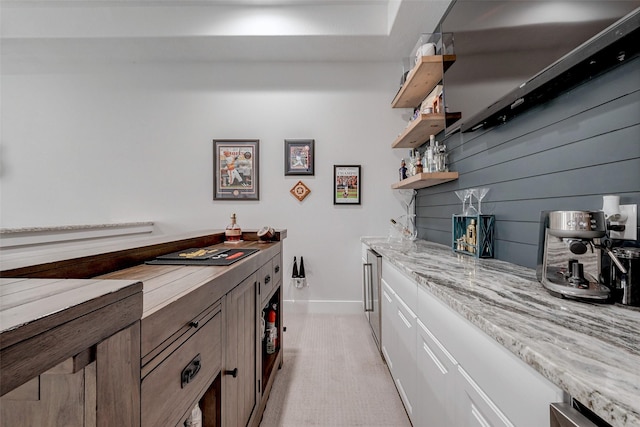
381;280;396;371
415;318;458;427
381;260;418;423
416;282;564;427
377;258;564;427
457;366;514;427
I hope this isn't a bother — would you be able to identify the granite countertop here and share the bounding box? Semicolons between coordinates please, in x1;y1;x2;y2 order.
362;237;640;427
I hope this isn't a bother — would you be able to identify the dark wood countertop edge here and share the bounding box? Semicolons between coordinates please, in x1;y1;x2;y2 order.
0;229;287;279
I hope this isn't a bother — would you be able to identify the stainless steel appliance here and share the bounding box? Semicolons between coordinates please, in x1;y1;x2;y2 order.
536;211;627;301
550;401;612;427
363;249;382;352
550;403;610;427
610;247;640;306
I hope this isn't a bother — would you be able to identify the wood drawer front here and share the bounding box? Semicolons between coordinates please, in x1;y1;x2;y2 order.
271;253;282;287
141;309;222;427
259;259;274;304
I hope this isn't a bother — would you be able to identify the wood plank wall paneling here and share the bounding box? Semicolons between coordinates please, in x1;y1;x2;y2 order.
416;57;640;269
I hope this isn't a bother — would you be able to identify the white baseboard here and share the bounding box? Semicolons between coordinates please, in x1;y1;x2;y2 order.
283;299;363;314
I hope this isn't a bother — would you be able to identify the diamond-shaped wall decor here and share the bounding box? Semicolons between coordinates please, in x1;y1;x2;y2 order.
290;180;311;202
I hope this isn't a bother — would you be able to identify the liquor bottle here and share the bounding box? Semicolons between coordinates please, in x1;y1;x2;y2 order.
225;213;242;241
299;256;306;278
292;256;299;278
466;219;477;253
399;159;407;181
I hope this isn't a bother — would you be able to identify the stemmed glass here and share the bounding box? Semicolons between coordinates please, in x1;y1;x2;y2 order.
392;189;417;241
455;189;477;215
454;190;469;215
471;188;490;214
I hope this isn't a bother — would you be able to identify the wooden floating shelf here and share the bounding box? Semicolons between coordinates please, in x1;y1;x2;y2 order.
391;172;459;190
391;55;456;109
392;112;462;148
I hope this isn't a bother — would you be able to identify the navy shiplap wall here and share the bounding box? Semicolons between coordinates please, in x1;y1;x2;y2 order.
415;56;640;269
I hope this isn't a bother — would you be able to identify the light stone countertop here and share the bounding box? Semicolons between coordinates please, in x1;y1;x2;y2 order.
362;237;640;427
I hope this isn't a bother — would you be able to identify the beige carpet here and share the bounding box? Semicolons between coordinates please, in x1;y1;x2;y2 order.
259;312;412;427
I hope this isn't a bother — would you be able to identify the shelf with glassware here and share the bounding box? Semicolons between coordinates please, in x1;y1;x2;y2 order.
391;33;460;189
391;54;457;109
392;171;459;190
391;111;462;149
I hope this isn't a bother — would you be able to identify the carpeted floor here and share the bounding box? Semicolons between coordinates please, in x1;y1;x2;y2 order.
259;312;411;427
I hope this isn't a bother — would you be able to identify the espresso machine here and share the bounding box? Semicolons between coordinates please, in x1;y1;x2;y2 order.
536;210;628;301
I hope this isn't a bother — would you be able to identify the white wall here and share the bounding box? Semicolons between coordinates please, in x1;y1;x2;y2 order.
0;59;407;310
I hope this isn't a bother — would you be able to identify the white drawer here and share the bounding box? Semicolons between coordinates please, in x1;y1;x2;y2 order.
382;259;417;313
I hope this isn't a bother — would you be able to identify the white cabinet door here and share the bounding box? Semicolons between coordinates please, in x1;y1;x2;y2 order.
458;366;514;427
415;318;458;427
391;291;417;421
381;272;417;424
381;279;396;371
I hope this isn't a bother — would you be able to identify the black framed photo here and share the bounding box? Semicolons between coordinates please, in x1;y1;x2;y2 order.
213;139;259;200
284;139;315;176
333;165;361;205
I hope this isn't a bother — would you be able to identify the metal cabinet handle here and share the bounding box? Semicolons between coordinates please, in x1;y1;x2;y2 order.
275;265;280;273
189;320;199;329
181;354;201;388
362;263;373;312
225;368;238;378
265;275;271;284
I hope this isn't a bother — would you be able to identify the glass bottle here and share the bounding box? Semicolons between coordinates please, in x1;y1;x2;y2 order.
466;219;477;253
225;213;242;241
427;135;435;172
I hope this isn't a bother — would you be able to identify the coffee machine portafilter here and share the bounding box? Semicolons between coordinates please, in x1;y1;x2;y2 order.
536;211;627;301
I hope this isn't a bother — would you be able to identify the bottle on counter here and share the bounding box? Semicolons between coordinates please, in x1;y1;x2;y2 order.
466;219;477;253
225;213;242;242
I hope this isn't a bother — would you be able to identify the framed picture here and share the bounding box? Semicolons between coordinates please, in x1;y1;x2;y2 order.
213;139;259;200
333;165;361;205
284;139;315;176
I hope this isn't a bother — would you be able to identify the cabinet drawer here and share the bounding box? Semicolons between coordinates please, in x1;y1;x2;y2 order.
272;253;282;287
259;258;274;304
141;307;222;427
458;366;513;427
382;259;417;313
260;253;281;304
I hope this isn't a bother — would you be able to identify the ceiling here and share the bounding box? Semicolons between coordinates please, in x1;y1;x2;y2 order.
2;1;638;65
0;0;452;63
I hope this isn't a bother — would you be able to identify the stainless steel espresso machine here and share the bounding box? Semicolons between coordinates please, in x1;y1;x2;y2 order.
536;210;628;301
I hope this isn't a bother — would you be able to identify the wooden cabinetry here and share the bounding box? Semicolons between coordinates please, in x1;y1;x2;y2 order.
390;54;459;190
0;278;143;427
1;231;286;427
224;274;259;427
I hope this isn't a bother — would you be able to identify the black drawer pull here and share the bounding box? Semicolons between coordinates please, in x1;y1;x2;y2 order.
275;265;280;273
189;320;199;329
265;275;271;284
181;354;201;388
225;368;238;378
